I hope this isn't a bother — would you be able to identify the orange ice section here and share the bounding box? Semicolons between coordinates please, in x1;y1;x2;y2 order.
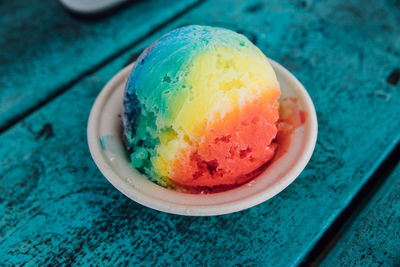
172;90;280;187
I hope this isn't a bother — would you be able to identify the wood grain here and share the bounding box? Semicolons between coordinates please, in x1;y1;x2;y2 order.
0;0;399;265
322;163;400;266
0;0;200;130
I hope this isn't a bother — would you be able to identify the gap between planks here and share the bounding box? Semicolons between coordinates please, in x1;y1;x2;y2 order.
301;139;400;266
0;0;205;135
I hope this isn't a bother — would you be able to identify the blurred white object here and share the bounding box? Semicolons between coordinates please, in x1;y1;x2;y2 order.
60;0;128;14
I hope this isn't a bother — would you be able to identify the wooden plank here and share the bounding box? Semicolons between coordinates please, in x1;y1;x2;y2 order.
0;0;200;130
321;163;400;266
1;0;400;265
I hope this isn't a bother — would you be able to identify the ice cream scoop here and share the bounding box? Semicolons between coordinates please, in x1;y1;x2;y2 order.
123;25;280;189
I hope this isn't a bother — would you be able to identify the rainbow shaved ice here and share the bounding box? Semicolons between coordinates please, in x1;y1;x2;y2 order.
123;25;280;190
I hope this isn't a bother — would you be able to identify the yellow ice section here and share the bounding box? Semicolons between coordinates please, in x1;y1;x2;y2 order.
151;128;179;177
174;46;278;137
152;45;279;177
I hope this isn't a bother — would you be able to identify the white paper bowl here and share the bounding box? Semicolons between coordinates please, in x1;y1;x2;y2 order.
87;60;317;216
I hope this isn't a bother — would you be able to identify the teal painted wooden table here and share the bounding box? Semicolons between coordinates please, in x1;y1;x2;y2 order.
1;0;399;266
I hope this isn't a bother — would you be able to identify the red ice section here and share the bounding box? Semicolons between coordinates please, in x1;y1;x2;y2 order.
172;90;280;187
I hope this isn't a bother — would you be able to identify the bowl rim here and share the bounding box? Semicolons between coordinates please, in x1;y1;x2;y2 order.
87;59;318;216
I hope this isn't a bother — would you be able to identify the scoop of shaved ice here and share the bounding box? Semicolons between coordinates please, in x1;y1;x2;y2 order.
123;25;280;190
